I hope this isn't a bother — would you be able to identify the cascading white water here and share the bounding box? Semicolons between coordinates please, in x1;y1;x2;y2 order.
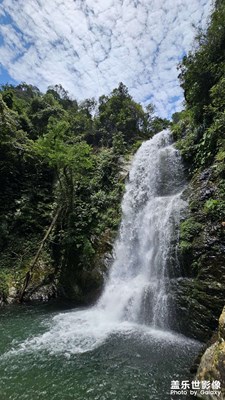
97;128;186;329
12;129;187;355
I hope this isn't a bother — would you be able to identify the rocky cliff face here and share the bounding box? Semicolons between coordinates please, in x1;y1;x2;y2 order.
170;0;225;344
173;166;225;341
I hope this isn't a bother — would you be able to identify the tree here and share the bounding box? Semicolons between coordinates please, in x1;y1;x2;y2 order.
19;118;93;301
179;0;225;124
33;117;93;206
95;83;154;148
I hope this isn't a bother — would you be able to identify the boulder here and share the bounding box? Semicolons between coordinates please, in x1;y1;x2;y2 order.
196;307;225;399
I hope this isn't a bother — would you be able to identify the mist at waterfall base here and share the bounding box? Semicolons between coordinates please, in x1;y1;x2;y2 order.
0;130;201;400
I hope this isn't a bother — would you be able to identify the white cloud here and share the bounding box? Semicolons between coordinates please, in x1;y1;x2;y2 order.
0;0;215;118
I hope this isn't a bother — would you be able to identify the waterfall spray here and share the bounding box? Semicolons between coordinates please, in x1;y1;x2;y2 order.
13;130;187;355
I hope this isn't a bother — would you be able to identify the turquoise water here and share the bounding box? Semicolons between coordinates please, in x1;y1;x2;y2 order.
0;304;201;400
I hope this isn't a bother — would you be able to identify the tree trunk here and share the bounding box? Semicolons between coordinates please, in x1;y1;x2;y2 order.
19;207;61;302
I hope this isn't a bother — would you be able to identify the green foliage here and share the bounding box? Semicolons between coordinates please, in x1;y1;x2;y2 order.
179;240;193;254
150;117;170;134
1;81;164;302
112;132;126;155
172;1;225;171
0;270;9;299
2;91;13;109
179;1;225;124
172;1;225;304
179;218;203;257
94;82;166;150
80;239;95;266
33;118;92;172
204;198;225;218
209;77;225;114
180;218;203;242
204;199;220;212
214;136;225;176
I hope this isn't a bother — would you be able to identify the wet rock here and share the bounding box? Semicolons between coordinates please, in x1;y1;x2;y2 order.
0;294;5;306
174;163;225;341
196;307;225;399
199;168;212;182
219;307;225;340
199;188;215;201
25;282;57;303
118;156;133;180
7;286;18;304
169;276;225;341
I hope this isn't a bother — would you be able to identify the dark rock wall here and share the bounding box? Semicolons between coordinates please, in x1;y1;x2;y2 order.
173;167;225;341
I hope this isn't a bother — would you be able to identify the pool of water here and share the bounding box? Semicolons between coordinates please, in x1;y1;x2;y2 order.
0;303;201;400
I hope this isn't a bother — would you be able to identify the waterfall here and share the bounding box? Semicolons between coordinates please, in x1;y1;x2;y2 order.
17;129;187;355
97;128;186;329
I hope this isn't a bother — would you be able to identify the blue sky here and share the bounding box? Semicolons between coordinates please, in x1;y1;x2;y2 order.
0;65;16;85
0;0;214;118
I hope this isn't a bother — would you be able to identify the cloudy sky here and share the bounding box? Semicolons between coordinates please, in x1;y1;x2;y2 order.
0;0;214;118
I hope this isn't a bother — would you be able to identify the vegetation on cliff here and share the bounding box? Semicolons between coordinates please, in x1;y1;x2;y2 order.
171;0;225;340
0;82;168;304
